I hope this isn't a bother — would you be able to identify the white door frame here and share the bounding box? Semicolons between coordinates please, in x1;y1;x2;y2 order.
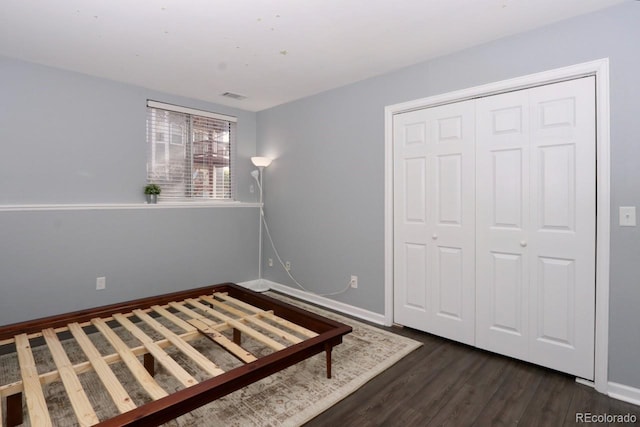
384;58;610;393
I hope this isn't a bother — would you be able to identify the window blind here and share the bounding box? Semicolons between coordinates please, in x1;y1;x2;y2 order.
146;101;236;200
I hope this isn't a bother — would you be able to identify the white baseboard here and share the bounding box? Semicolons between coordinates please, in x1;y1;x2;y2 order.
608;381;640;406
239;279;387;326
236;280;258;288
576;377;595;388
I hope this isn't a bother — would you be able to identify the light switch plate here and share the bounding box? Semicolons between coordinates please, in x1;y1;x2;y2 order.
619;206;636;227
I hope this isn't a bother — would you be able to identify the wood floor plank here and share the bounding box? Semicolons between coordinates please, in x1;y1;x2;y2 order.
379;345;485;427
471;362;543;426
607;395;640;426
309;337;460;426
304;318;640;427
427;354;515;426
563;382;613;426
518;371;575;427
306;350;432;426
396;356;482;425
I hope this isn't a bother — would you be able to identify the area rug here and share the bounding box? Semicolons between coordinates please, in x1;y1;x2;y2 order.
0;292;421;426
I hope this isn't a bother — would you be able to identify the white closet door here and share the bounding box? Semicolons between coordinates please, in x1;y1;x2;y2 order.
475;89;531;361
393;101;476;345
527;77;596;379
476;77;596;379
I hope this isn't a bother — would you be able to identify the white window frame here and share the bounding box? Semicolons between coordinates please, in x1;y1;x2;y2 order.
146;100;237;201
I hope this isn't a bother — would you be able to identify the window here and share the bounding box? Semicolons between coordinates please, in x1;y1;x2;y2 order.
146;100;236;200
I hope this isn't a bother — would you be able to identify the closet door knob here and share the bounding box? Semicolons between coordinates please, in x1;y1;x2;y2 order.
520;240;527;247
432;234;438;240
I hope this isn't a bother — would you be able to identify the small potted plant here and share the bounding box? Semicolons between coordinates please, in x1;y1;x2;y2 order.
144;183;161;204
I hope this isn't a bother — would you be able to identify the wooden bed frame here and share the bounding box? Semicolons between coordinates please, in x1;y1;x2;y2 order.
0;283;352;426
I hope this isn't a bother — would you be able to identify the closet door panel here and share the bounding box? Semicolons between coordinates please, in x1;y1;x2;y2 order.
394;110;430;329
431;246;464;322
492;149;524;228
528;77;596;379
536;256;575;345
436;154;463;225
427;101;476;345
394;101;475;345
403;242;428;311
475;89;530;359
490;251;525;335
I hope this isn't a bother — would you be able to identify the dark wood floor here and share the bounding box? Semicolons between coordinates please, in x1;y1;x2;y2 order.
305;324;640;426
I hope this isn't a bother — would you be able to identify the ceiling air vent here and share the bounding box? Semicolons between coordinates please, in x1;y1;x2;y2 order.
221;92;247;100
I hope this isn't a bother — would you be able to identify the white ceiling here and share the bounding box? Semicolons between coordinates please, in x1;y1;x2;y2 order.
0;0;624;111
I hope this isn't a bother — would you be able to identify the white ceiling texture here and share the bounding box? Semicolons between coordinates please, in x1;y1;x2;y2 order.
0;0;624;111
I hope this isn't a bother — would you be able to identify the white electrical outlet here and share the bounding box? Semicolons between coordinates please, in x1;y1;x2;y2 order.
268;258;273;267
285;261;291;271
619;206;636;226
96;276;106;290
350;275;358;289
250;184;255;194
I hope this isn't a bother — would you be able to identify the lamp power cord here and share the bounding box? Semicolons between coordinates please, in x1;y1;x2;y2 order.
253;176;352;297
260;208;352;297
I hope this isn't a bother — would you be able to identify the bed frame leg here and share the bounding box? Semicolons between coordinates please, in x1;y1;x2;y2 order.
325;343;333;379
233;328;241;345
144;353;155;377
6;392;23;427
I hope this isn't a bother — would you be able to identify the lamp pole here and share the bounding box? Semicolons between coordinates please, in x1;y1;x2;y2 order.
250;157;272;292
257;166;264;283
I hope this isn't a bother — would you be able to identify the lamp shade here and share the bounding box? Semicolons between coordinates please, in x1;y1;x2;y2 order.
251;156;272;168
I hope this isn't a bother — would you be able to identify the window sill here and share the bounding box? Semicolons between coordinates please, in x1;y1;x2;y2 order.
0;201;262;212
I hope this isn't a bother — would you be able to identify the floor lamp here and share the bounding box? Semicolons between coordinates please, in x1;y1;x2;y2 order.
250;156;272;292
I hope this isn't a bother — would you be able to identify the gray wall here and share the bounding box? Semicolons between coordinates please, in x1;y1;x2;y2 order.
0;208;258;324
257;3;640;388
0;57;260;325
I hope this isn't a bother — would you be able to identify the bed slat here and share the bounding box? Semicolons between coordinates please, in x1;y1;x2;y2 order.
150;305;196;332
186;317;257;363
113;314;198;389
168;302;258;364
200;295;304;344
187;298;286;351
15;334;53;427
92;318;169;401
132;309;225;377
68;323;137;414
214;293;318;338
41;329;100;427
